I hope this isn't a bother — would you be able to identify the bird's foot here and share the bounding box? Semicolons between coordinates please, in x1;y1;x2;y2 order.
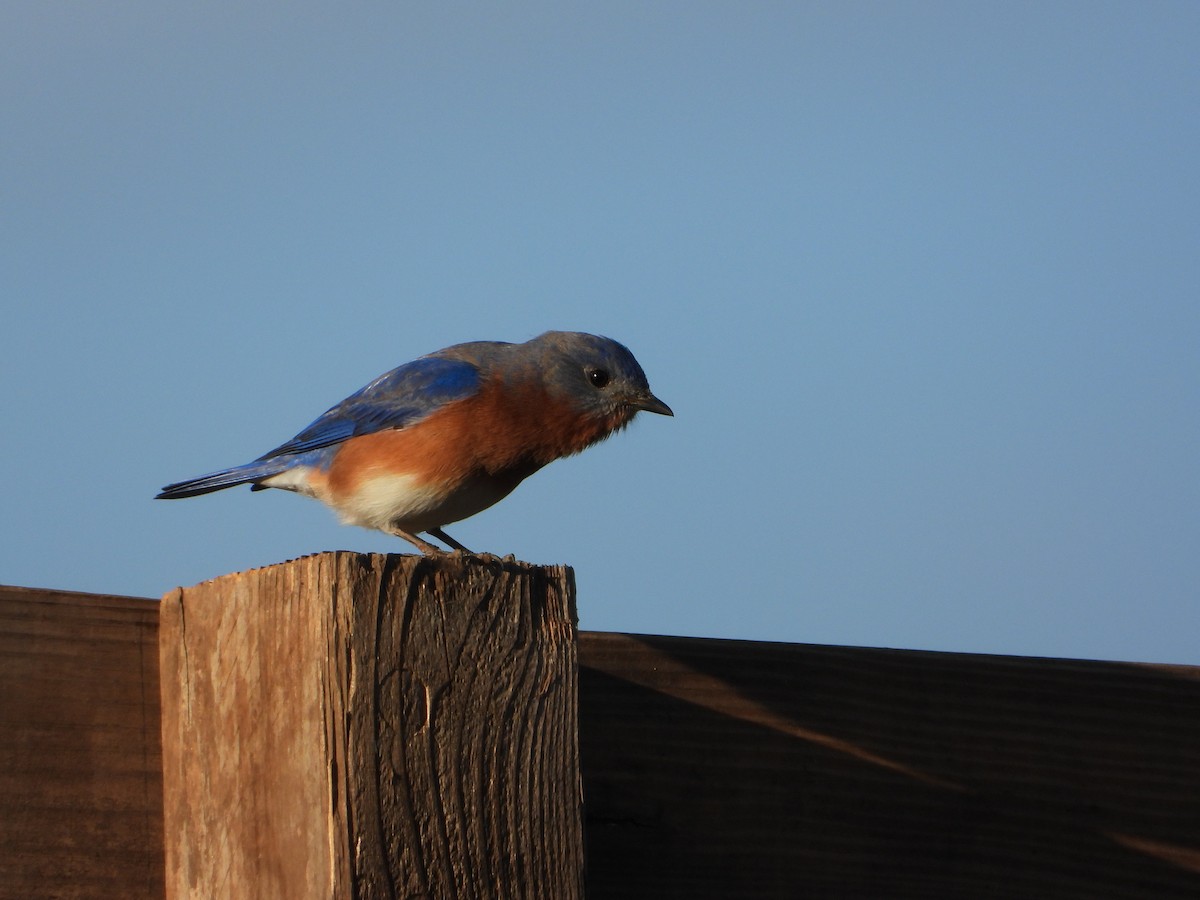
385;526;472;556
428;527;472;554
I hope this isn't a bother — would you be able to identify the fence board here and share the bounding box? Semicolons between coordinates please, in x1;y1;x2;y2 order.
0;586;163;900
578;632;1200;898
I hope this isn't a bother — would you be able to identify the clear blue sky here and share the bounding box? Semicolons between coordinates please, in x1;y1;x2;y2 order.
3;3;1197;663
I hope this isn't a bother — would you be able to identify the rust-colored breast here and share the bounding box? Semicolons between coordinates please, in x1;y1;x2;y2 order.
461;378;631;470
324;377;630;498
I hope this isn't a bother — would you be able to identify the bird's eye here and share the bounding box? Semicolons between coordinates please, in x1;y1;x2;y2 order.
588;368;611;388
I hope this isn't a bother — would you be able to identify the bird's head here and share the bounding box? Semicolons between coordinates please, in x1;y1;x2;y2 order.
530;331;673;426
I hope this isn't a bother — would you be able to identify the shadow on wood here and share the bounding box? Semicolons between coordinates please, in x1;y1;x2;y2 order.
579;633;1200;899
159;552;582;900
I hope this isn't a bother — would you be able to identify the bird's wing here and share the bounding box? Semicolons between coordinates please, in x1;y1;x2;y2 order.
255;354;482;460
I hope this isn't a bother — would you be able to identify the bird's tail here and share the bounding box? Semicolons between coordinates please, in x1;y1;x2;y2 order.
156;459;293;499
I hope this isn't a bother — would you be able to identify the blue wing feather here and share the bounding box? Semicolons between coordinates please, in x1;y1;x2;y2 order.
157;355;481;499
255;355;481;459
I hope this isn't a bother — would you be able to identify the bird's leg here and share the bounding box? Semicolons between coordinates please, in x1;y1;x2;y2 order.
428;527;472;553
384;526;450;556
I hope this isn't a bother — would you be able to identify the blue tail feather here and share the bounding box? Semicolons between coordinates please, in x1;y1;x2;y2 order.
156;459;292;499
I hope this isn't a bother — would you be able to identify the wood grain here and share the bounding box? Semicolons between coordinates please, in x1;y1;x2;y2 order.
158;551;582;900
578;632;1200;899
0;586;164;900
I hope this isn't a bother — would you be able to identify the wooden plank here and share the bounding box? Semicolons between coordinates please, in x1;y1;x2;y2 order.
0;586;164;900
578;632;1200;899
158;551;583;900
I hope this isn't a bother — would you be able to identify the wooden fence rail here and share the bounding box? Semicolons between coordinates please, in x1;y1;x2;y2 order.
2;554;1199;899
0;585;163;900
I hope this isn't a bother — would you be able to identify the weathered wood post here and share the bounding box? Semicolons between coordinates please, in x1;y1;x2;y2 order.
158;551;582;900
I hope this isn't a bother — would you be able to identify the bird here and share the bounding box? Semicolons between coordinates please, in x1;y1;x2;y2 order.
157;331;672;555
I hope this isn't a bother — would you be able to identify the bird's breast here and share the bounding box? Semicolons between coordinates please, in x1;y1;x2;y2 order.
316;377;626;529
459;377;631;467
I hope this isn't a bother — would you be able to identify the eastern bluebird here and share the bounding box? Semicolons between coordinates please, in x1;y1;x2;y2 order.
157;331;672;555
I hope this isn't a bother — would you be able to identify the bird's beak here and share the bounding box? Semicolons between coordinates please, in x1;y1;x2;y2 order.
631;392;674;417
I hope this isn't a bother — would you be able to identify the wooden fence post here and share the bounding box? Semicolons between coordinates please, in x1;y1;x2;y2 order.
158;551;582;900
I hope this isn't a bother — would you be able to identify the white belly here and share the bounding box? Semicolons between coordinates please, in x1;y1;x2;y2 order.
262;464;532;536
337;471;526;535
